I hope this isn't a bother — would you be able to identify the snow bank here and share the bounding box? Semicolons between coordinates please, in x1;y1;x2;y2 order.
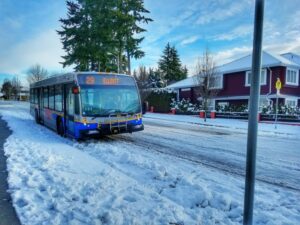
144;113;300;137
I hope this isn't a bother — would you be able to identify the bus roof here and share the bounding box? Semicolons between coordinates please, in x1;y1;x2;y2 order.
30;72;131;88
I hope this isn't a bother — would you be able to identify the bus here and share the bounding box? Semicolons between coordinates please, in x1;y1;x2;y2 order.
30;72;144;139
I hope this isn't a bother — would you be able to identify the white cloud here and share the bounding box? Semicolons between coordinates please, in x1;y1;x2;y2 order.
0;29;69;75
196;1;252;25
213;24;253;41
180;35;200;45
213;46;252;65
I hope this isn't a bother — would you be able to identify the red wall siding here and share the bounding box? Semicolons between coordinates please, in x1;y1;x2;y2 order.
178;66;300;101
219;71;270;96
217;66;297;97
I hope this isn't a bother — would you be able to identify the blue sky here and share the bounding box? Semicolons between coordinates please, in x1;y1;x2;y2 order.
1;0;300;86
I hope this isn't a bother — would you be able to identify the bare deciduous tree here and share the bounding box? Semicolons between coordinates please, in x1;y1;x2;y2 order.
11;76;22;100
133;66;151;102
193;49;221;121
26;64;48;84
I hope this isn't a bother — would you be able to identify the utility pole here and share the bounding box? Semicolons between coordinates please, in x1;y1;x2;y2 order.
243;0;264;225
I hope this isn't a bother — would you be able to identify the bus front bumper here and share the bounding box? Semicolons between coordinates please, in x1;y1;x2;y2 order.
79;123;144;137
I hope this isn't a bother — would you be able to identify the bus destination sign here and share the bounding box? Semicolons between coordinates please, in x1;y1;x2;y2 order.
78;74;134;86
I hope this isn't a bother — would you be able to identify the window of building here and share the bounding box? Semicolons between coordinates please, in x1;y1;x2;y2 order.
55;85;63;112
285;98;297;108
49;86;55;109
43;87;48;108
245;69;267;86
209;75;223;89
286;68;299;86
217;102;229;107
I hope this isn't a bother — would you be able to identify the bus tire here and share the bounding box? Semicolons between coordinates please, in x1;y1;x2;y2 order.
57;118;65;137
35;110;40;124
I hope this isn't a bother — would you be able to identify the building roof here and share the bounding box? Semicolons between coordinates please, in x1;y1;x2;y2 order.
218;51;300;73
166;76;198;89
280;52;300;66
166;51;300;90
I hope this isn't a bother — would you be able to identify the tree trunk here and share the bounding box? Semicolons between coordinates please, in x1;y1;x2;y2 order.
127;50;131;75
204;98;207;122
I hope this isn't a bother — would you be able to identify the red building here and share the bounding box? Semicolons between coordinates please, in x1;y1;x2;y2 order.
167;51;300;110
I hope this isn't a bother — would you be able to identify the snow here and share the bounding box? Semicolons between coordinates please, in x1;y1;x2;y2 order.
166;76;197;89
218;51;299;74
144;112;300;137
0;101;300;225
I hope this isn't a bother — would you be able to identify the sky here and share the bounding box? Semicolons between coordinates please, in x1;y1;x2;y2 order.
0;0;300;86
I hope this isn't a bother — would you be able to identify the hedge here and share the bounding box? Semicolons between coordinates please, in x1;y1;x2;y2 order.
146;91;176;113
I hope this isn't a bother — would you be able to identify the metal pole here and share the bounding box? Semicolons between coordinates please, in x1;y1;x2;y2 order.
275;92;278;129
243;0;264;225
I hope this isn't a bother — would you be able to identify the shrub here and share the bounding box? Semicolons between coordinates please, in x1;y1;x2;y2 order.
146;88;176;113
170;99;202;113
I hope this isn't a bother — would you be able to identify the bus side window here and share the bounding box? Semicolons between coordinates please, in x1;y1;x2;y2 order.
43;87;49;108
49;86;55;110
55;85;62;112
34;89;38;104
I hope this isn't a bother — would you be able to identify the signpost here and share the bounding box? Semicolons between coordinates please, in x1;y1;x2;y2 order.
243;0;264;224
275;78;282;129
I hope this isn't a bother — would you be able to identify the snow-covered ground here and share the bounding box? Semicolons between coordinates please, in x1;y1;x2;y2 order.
0;101;299;225
144;113;300;137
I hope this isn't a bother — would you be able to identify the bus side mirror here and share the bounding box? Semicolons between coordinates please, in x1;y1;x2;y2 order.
142;101;148;115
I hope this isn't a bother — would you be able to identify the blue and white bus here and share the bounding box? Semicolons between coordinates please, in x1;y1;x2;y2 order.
30;72;144;139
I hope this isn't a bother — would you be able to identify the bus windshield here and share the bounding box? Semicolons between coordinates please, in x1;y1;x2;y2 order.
80;85;141;117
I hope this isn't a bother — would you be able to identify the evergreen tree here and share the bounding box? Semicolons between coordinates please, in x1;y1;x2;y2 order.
58;0;152;73
1;79;13;99
158;43;187;84
148;67;164;88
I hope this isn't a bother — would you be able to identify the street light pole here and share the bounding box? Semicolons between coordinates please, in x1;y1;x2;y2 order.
243;0;264;225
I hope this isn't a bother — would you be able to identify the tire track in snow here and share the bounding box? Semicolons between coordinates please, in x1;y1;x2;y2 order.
103;134;300;193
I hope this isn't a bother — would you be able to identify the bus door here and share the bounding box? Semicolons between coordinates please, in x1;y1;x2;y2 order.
65;84;75;136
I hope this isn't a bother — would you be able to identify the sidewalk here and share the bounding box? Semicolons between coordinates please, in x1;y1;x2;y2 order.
144;113;300;136
0;116;20;225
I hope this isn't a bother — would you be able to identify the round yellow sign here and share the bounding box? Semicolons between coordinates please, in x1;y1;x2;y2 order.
276;78;282;90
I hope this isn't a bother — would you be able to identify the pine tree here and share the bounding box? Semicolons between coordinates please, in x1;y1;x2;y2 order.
114;0;152;74
58;0;152;73
158;43;187;84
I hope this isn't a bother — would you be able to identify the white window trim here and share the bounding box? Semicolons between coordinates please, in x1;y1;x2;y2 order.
209;74;223;89
245;69;267;86
285;68;299;86
285;98;298;108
